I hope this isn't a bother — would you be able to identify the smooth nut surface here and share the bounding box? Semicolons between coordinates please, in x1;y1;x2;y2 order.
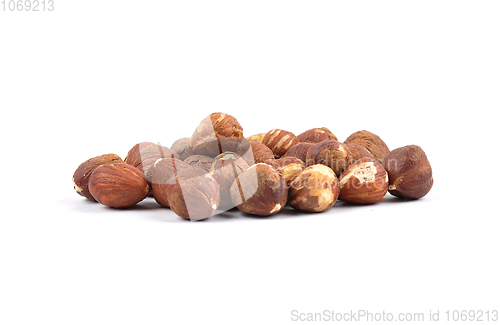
306;140;353;177
191;112;244;156
297;127;338;143
230;163;287;216
344;130;390;165
151;157;192;208
124;142;179;183
283;142;315;163
73;153;123;201
88;163;149;208
383;145;433;199
209;152;249;209
289;164;340;212
339;157;388;205
262;129;300;157
165;167;220;221
237;141;275;165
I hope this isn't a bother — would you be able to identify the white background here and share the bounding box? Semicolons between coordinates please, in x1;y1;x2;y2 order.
1;1;499;324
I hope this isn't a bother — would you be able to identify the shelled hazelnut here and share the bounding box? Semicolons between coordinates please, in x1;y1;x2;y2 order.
247;133;266;143
165;167;220;221
262;129;300;157
288;164;340;212
264;157;305;186
230;163;287;216
306;140;353;177
345;143;375;163
209;152;249;209
88;163;150;208
338;157;388;204
73;153;123;201
184;155;215;172
151;157;193;208
171;137;194;161
124;142;179;184
237;141;275;165
298;127;338;143
283;142;315;164
383;145;433;199
191;112;244;156
344;130;390;165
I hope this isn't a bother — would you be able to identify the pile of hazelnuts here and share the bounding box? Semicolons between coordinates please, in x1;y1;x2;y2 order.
73;112;433;221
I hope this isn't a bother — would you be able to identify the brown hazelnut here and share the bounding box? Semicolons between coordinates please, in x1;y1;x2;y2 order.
236;141;275;165
345;143;375;163
171;137;194;161
184;155;214;172
88;163;150;208
151;157;192;208
344;130;390;165
306;140;353;177
246;133;266;143
264;157;305;186
73;153;123;201
191;112;244;156
165;167;220;221
297;127;338;143
288;164;340;212
283;142;315;163
209;152;249;209
230;163;287;216
262;129;300;157
338;157;388;204
383;145;433;199
124;142;179;183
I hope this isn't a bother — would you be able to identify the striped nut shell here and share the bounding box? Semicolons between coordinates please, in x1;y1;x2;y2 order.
261;129;300;157
306;140;353;177
151;157;193;208
344;130;390;165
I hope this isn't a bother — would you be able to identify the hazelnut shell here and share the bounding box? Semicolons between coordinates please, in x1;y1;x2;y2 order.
344;130;390;165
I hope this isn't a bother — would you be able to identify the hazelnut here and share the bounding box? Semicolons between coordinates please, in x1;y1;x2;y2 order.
171;137;194;161
124;142;179;183
297;127;338;143
262;129;300;157
151;157;192;208
209;152;249;209
73;153;123;201
165;167;220;221
306;140;353;177
383;145;433;199
236;141;275;165
88;163;150;208
283;142;315;163
264;157;305;186
288;164;340;212
338;157;388;204
246;133;266;143
184;155;215;172
230;163;287;216
344;130;390;165
345;143;375;163
191;112;244;156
